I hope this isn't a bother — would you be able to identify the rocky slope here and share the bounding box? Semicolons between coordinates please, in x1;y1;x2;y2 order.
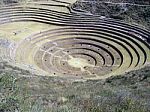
73;0;150;30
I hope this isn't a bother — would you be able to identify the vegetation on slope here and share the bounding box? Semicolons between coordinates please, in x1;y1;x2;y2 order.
0;62;150;112
73;0;150;30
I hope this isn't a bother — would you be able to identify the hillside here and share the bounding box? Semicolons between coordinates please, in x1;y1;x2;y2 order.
0;62;150;112
73;0;150;30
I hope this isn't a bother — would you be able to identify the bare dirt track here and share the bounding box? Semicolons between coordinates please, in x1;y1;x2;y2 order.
0;0;150;80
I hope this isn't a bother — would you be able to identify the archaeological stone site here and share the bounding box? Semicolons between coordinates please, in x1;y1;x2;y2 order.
0;0;150;112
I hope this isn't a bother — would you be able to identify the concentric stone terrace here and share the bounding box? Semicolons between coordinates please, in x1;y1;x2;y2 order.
0;0;150;79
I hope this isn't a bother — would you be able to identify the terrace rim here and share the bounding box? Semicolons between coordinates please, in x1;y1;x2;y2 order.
0;0;150;80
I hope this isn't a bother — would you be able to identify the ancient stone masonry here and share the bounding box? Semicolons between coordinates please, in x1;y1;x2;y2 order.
0;0;149;79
